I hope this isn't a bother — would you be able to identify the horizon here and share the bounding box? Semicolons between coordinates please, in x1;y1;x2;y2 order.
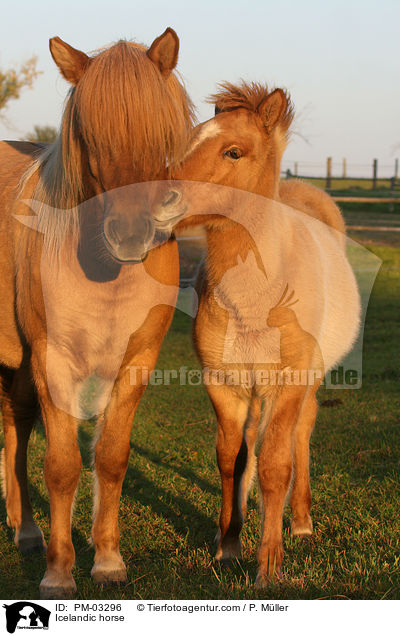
1;0;399;178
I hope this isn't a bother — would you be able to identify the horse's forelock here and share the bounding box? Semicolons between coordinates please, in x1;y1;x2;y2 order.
72;40;195;177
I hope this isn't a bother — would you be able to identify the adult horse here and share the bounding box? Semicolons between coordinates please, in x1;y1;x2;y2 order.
161;81;360;584
0;29;194;598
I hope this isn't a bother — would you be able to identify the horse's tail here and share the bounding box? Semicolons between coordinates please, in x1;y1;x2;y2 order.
0;447;7;500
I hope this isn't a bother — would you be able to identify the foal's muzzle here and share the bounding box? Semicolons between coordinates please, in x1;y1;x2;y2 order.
152;189;186;230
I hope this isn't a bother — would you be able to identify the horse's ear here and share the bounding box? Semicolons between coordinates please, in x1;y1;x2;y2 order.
147;27;179;78
257;89;287;132
49;37;91;85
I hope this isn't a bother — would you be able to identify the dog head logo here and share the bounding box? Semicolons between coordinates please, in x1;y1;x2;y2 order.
3;602;50;633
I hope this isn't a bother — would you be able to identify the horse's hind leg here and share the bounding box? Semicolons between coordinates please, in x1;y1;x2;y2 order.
290;390;318;537
206;384;251;561
0;363;45;553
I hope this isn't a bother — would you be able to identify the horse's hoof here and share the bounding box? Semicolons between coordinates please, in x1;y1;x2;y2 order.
40;572;77;600
292;531;313;542
291;518;313;539
91;558;127;585
20;539;47;555
15;524;47;554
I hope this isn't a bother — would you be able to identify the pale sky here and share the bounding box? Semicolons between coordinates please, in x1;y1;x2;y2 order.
1;0;399;177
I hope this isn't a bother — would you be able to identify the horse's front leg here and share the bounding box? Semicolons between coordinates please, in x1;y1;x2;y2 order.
31;347;82;600
90;361;147;585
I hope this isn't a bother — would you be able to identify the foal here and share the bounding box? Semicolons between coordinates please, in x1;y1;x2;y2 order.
167;82;360;584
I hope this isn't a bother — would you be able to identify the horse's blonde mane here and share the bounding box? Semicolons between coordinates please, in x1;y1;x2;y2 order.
207;81;294;136
21;39;195;259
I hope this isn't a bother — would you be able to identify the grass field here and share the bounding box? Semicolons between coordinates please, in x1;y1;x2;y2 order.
299;177;399;194
0;224;399;601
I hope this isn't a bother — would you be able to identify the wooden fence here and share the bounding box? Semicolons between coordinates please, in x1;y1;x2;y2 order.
284;157;399;190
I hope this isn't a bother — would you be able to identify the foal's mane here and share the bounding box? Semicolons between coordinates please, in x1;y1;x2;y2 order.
207;81;294;135
21;39;195;258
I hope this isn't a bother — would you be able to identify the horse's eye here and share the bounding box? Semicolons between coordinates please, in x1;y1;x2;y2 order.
224;147;242;160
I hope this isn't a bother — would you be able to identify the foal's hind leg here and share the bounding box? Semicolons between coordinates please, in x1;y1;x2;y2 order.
206;384;251;561
0;364;45;553
290;390;318;537
238;396;261;521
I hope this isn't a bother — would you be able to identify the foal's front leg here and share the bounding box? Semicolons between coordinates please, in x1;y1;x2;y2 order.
290;390;319;537
256;387;306;585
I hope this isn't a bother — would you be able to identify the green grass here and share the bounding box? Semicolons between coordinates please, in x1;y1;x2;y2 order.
343;205;400;247
284;177;400;215
0;244;399;601
300;177;398;192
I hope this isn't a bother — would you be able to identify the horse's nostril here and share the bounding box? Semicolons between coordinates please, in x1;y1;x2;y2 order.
104;217;123;245
162;189;181;207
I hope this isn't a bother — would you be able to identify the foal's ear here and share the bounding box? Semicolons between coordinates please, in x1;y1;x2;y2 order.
257;89;287;132
147;27;179;78
49;37;91;85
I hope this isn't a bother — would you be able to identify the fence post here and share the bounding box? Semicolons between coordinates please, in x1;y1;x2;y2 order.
389;177;395;212
294;161;298;177
372;159;378;189
326;157;332;189
395;158;398;181
342;158;347;179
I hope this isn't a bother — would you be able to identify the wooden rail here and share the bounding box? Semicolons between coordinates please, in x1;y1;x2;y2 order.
332;197;400;203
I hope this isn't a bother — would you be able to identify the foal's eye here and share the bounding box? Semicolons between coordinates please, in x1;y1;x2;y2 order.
224;147;242;160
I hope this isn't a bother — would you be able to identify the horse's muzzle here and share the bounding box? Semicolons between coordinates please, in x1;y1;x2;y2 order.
103;213;155;263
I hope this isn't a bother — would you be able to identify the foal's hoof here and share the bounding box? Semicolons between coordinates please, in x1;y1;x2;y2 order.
91;558;127;586
15;523;47;555
215;538;242;562
40;572;77;600
256;542;283;587
254;570;281;588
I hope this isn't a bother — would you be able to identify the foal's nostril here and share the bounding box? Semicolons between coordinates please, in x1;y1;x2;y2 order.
144;216;153;238
162;189;181;207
